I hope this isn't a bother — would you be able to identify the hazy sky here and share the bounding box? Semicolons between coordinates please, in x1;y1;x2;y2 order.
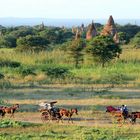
0;0;139;19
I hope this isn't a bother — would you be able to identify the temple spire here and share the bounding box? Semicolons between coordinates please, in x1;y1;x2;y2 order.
75;28;81;40
40;22;45;30
101;15;117;36
107;15;115;26
86;20;97;40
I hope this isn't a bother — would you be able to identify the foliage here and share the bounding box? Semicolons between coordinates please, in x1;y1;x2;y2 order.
0;119;35;128
18;66;36;77
40;28;74;44
0;35;16;48
0;73;4;79
9;26;35;38
0;47;140;86
68;39;85;67
130;32;140;48
117;24;140;43
16;35;49;51
0;60;20;68
118;32;128;44
58;41;72;51
42;66;71;79
86;36;122;67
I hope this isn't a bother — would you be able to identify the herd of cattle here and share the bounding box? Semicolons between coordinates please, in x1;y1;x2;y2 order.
0;102;140;125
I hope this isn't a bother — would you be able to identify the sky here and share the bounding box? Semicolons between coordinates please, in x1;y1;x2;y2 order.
0;0;139;19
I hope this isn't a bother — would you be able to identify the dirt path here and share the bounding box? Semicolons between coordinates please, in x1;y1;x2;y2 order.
4;112;139;127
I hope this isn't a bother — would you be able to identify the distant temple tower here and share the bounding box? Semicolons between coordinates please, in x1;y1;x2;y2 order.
86;21;97;40
75;28;81;40
40;22;45;30
81;23;85;32
101;15;119;43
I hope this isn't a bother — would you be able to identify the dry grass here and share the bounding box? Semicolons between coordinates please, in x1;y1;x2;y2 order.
7;98;140;107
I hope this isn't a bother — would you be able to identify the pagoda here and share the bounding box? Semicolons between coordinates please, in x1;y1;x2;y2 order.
75;28;81;40
101;15;117;36
86;21;97;40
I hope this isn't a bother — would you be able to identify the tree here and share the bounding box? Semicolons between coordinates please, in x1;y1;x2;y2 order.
130;32;140;48
118;32;128;44
68;39;85;67
117;24;140;43
40;28;74;44
40;28;63;44
9;26;35;38
0;35;16;48
86;36;122;67
16;35;49;51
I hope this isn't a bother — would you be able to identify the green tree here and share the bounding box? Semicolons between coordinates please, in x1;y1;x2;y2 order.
68;39;85;68
0;35;16;48
40;28;63;44
86;36;122;67
130;32;140;48
117;24;140;43
118;32;128;44
16;35;49;51
9;26;35;38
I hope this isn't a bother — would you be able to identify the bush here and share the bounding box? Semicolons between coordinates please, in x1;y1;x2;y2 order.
16;35;49;52
18;67;36;77
0;73;4;79
42;66;71;79
0;35;16;48
130;32;140;48
0;60;21;68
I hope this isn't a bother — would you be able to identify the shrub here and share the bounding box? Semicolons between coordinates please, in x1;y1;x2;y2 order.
18;67;36;77
0;73;4;79
42;66;71;79
0;60;20;68
130;32;140;48
16;35;49;52
0;35;16;48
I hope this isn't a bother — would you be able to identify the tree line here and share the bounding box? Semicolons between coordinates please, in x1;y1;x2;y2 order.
0;23;140;67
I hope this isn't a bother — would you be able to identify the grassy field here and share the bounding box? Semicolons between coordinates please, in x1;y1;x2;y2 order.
1;122;140;140
0;46;140;139
0;47;140;88
1;87;140;139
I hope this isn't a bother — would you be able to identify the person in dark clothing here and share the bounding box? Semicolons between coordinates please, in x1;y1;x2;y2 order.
121;105;128;118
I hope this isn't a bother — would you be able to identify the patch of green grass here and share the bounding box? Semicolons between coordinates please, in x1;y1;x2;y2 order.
0;124;140;140
0;119;36;128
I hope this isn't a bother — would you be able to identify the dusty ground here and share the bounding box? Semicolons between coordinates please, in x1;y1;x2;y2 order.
1;87;140;127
